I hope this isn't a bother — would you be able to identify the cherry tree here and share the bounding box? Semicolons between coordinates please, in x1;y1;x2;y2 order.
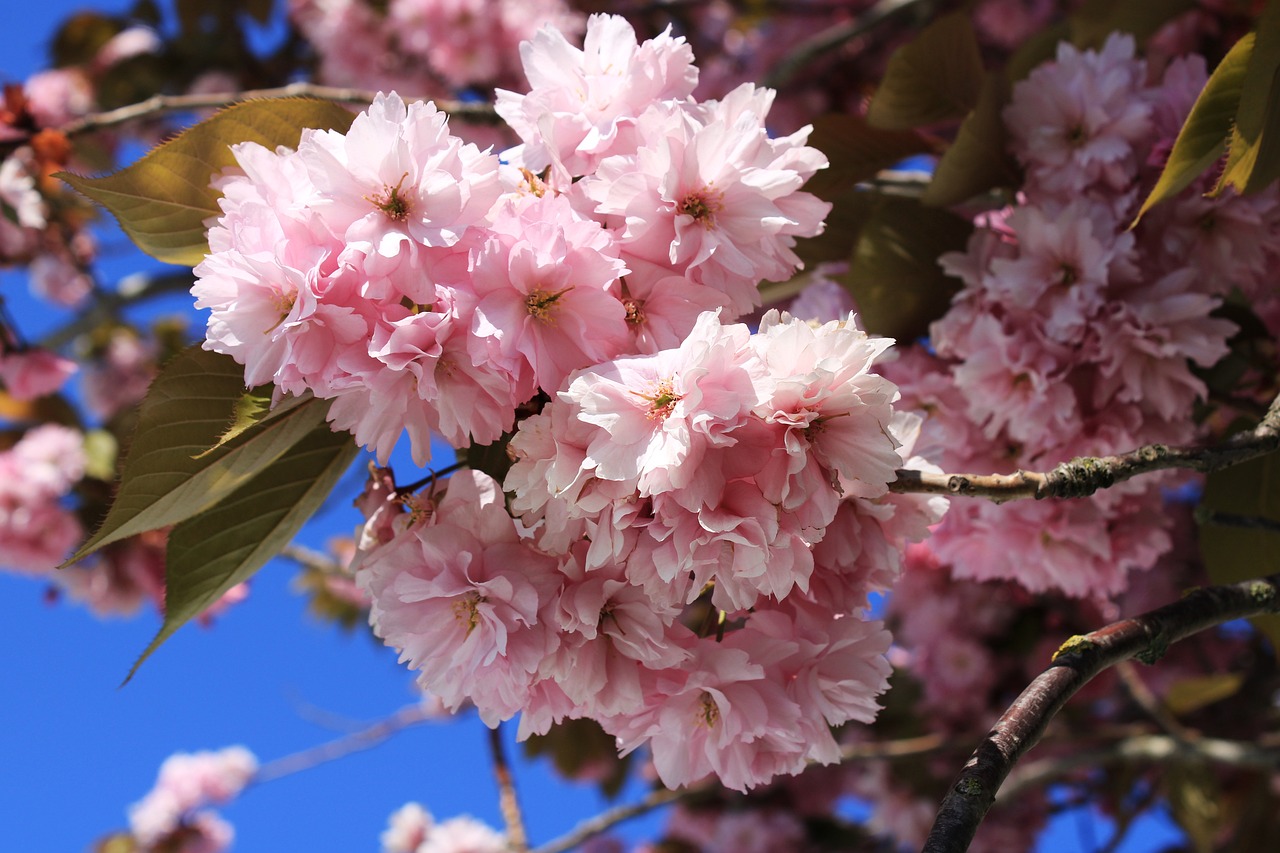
4;1;1280;851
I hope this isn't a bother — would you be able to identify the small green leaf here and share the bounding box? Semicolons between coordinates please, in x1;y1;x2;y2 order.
866;12;984;130
51;11;123;67
1163;672;1245;716
1200;451;1280;651
82;429;119;481
128;424;358;680
922;73;1019;207
835;193;972;340
65;347;333;565
59;98;355;266
1217;1;1280;195
1132;32;1254;224
803;114;933;201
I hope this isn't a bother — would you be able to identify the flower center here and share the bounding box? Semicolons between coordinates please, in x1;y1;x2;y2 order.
623;298;645;327
696;692;720;728
637;378;682;420
452;592;486;637
678;185;725;228
525;286;574;324
368;172;413;221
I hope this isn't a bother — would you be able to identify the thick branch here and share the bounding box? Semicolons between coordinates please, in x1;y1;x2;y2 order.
890;393;1280;503
921;572;1280;853
56;83;499;138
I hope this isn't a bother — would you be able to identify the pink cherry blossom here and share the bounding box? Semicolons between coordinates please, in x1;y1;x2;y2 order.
495;13;697;178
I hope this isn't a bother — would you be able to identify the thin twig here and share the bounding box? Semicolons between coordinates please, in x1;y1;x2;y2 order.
1199;510;1280;534
890;393;1280;503
531;732;945;853
1114;660;1197;744
532;785;692;853
38;271;194;350
921;571;1280;853
765;0;936;88
998;732;1280;801
488;725;529;852
251;702;434;786
56;83;499;139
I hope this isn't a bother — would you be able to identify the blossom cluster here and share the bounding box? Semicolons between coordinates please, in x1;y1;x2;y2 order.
127;746;257;853
380;802;506;853
186;14;945;790
887;33;1277;599
194;13;831;466
0;424;84;573
290;0;584;95
356;306;944;790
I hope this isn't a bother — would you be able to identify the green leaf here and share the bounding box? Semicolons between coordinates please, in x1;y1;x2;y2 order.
59;98;355;266
128;424;358;680
200;387;313;457
922;73;1018;207
1199;451;1280;651
1068;0;1196;49
803;114;933;201
834;193;972;341
65;346;332;565
1006;21;1070;83
866;12;984;130
1163;672;1245;716
1132;32;1254;224
1164;764;1221;853
1217;1;1280;195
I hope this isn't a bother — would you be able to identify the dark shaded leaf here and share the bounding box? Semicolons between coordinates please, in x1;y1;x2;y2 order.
866;12;983;130
923;73;1018;206
1200;451;1280;651
803;114;933;201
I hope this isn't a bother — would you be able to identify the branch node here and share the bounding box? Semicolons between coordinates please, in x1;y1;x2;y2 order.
1046;456;1116;499
1249;580;1279;608
1135;636;1169;665
947;475;973;494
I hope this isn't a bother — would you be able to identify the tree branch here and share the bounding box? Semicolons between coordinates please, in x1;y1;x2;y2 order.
764;0;937;88
998;732;1280;801
488;724;529;852
251;702;434;786
889;393;1280;503
38;271;195;350
531;732;944;853
56;82;499;139
921;571;1280;853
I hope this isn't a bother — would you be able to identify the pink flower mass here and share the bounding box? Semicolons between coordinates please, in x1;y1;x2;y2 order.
191;12;911;786
172;5;1270;805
